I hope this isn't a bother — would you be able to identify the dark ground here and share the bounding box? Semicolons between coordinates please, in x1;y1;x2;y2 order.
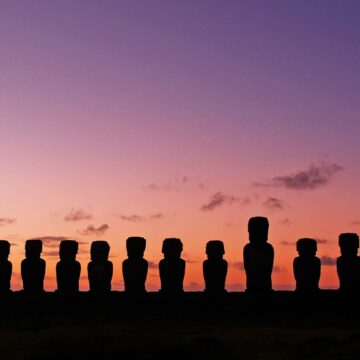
0;291;359;360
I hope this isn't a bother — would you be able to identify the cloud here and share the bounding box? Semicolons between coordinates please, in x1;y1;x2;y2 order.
350;221;360;226
230;261;285;273
78;224;109;236
185;282;202;291
148;261;158;269
0;217;16;226
231;261;245;271
226;283;245;292
117;214;145;222
321;256;337;266
144;176;207;192
263;197;286;210
314;238;329;244
30;236;70;248
115;213;164;222
42;250;60;257
200;192;250;212
64;209;92;222
150;213;164;220
279;218;292;225
145;183;178;191
280;240;296;246
43;246;88;258
281;238;329;246
273;265;287;273
28;236;88;250
254;162;343;190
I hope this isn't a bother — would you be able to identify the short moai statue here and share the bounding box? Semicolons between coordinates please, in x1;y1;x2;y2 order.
159;238;185;294
56;240;81;294
243;217;274;293
21;239;46;293
337;233;360;293
122;236;148;294
203;240;228;294
0;240;12;293
293;238;321;292
88;241;113;293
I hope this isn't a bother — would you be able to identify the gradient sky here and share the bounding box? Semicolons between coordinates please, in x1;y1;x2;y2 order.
1;0;360;291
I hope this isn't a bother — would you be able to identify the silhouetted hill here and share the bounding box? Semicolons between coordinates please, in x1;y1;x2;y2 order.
0;291;359;359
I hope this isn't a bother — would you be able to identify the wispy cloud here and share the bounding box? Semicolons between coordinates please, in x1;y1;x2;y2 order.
280;240;296;246
273;265;287;273
144;176;207;192
64;209;92;222
279;218;292;225
116;214;145;222
186;282;202;291
78;224;109;236
146;183;178;191
254;162;343;190
230;261;285;273
182;253;199;264
148;261;158;269
43;246;88;258
263;197;286;210
350;221;360;226
321;256;337;266
314;238;329;244
201;192;250;212
231;261;244;271
281;238;329;246
114;213;164;222
0;217;16;226
150;213;164;220
226;283;245;292
30;236;71;248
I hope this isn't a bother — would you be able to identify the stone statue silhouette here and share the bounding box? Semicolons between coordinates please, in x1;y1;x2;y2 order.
0;240;12;293
203;240;227;294
56;240;81;294
122;236;148;294
243;217;274;292
337;233;360;293
88;241;113;293
21;239;46;293
159;238;185;295
293;238;321;292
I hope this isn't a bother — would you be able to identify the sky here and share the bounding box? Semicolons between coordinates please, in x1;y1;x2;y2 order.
1;0;360;291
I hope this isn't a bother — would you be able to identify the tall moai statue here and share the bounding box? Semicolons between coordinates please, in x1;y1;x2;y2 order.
122;236;148;294
21;239;46;293
88;241;113;293
56;240;81;294
337;233;360;293
159;238;185;295
0;240;12;293
293;238;321;292
203;240;228;294
243;217;274;292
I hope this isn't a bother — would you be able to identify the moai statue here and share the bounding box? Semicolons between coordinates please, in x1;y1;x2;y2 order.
243;217;274;293
293;238;321;292
122;236;148;294
21;239;46;293
159;238;185;294
203;240;228;294
0;240;12;293
337;233;360;293
88;240;113;293
56;240;81;294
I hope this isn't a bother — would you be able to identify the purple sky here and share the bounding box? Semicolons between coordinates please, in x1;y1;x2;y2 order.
1;1;360;290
